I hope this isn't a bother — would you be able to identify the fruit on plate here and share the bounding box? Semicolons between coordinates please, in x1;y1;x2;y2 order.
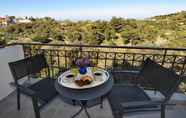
75;75;93;86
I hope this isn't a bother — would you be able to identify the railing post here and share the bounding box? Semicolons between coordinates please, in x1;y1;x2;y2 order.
180;56;186;75
65;51;67;68
113;53;117;69
104;52;108;69
49;50;54;77
79;44;83;58
161;49;167;66
171;56;177;70
132;53;135;68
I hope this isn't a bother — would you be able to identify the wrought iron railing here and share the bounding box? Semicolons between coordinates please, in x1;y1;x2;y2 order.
12;43;186;79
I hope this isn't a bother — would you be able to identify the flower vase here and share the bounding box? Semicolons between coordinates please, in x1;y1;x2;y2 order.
79;67;87;74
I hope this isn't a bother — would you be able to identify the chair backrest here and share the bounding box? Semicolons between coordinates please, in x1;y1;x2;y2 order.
139;58;182;101
28;54;48;75
9;53;48;82
9;57;30;81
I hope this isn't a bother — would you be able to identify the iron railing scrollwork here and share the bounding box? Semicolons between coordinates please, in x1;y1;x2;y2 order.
17;43;186;80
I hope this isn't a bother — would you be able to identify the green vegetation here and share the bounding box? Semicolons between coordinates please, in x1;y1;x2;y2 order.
1;11;186;47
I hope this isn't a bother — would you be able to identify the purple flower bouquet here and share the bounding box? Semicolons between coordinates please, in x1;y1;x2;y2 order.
75;57;92;74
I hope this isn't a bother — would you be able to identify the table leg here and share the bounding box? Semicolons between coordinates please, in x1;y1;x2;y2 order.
71;100;91;118
100;96;104;109
71;106;83;118
82;101;90;118
72;99;76;106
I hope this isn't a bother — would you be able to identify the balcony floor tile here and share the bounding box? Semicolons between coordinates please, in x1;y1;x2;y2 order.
0;91;186;118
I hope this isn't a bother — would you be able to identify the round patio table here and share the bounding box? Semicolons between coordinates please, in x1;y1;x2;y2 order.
55;69;113;118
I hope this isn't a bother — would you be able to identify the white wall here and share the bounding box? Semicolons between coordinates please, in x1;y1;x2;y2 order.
0;45;24;101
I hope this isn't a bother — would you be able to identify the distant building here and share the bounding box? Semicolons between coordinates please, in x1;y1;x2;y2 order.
16;17;31;23
0;17;8;26
0;16;16;27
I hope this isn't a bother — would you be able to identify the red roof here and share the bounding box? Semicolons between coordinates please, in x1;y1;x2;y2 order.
0;17;6;19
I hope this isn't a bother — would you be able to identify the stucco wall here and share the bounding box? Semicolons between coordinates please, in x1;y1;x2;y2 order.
0;45;24;101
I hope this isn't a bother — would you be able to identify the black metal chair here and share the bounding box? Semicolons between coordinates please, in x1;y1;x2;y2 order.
108;58;183;118
111;61;140;85
9;54;58;118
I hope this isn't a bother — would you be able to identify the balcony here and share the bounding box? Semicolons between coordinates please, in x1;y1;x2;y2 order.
0;43;186;118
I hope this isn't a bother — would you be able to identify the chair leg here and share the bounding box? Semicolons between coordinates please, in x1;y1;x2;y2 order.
32;96;40;118
113;111;123;118
72;99;76;106
161;104;166;118
17;88;20;110
154;90;157;95
100;96;104;108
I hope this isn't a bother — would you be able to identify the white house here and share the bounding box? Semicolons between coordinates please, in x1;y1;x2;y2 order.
16;17;31;23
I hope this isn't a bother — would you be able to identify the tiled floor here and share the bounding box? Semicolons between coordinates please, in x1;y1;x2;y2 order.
0;91;186;118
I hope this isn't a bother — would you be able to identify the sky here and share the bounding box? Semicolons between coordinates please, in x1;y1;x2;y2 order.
0;0;186;20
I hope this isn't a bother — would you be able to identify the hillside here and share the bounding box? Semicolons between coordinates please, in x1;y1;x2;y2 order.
0;11;186;47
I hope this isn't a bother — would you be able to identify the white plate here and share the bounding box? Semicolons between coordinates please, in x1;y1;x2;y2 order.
58;67;109;89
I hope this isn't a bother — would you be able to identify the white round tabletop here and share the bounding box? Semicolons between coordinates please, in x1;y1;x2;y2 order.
55;68;113;101
57;67;110;89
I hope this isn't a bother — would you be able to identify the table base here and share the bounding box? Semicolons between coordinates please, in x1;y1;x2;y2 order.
72;100;90;118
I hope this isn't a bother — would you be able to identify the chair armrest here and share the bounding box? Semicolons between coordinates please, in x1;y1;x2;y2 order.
121;100;163;108
111;70;140;74
9;82;35;96
120;100;173;108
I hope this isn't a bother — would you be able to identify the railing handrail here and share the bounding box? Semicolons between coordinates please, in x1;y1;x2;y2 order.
0;43;17;49
2;42;186;51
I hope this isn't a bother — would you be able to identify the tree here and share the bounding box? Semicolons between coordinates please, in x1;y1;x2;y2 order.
29;16;36;21
0;33;6;45
121;29;141;45
110;17;124;32
8;16;16;23
53;33;64;41
32;34;51;43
